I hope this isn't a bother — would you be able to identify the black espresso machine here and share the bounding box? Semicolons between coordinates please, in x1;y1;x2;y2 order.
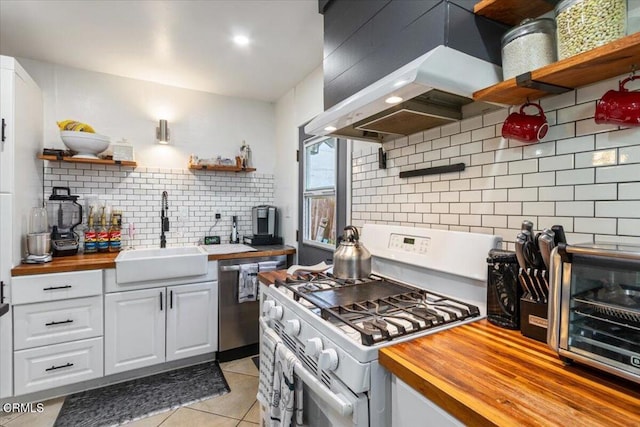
47;187;82;256
243;205;282;245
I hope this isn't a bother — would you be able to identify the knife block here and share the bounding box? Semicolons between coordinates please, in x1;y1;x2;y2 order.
520;297;548;342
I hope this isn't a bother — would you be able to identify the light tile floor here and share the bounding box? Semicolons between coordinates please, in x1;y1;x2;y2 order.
0;356;261;427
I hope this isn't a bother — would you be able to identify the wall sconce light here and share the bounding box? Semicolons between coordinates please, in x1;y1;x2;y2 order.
156;119;170;144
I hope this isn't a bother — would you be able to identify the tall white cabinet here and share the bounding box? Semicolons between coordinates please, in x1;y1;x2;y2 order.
0;55;43;399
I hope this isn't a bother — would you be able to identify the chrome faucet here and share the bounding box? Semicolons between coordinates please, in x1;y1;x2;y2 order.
160;191;169;248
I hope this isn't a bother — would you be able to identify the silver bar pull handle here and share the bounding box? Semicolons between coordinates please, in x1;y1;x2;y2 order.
220;265;241;272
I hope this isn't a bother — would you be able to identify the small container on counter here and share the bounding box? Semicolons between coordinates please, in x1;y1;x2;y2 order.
555;0;627;60
501;18;557;80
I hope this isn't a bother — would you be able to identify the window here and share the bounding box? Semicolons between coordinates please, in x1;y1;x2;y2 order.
303;137;336;248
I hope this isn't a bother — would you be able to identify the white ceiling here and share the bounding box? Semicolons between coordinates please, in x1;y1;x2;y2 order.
0;0;323;102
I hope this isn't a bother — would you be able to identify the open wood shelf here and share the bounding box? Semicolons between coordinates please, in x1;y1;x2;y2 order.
474;0;556;26
473;33;640;105
188;163;256;172
38;154;137;167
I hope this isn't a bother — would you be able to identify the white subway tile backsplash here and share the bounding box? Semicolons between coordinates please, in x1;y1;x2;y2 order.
574;217;617;235
596;128;640;149
461;116;483;132
596;201;640;218
557;201;594;217
495;175;522;189
471;126;495;142
509;159;537;174
619;183;640;200
523;142;554;159
618;219;640;236
483;189;508;202
523;202;555;216
471;152;495;166
441;122;460;137
483;109;509;127
556;168;594;185
576;119;617;136
482;163;508;177
557;102;595;124
508;188;538;201
523;172;555;188
351;80;638;242
596;164;640;183
574;183;617;200
539;186;573;201
576;76;620;103
541;123;575;142
620;146;640;164
461;141;483;155
575;150;617;168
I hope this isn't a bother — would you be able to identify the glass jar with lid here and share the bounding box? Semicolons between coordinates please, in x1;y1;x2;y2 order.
555;0;627;60
501;18;557;80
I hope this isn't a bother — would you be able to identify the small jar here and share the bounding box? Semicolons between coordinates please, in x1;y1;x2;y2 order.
501;18;557;80
555;0;627;60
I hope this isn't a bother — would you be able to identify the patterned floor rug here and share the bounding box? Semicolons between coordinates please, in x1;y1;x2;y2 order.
54;361;229;427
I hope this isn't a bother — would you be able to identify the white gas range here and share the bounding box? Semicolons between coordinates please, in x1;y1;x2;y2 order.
260;224;502;427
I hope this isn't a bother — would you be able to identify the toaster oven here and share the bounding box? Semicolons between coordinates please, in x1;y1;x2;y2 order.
548;243;640;384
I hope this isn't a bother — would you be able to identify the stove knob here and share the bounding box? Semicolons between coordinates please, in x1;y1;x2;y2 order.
262;300;275;315
269;305;284;320
318;349;339;371
285;319;301;336
305;338;323;357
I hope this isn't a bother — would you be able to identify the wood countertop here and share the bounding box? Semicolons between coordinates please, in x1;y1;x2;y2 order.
257;269;288;285
379;319;640;427
12;246;296;276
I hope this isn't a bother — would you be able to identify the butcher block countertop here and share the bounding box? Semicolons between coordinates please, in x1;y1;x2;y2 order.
12;245;295;276
380;320;640;427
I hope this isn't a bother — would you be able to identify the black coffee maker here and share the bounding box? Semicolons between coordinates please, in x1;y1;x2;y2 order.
47;187;82;256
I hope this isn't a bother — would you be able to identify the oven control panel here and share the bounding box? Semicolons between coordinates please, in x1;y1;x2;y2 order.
388;234;430;254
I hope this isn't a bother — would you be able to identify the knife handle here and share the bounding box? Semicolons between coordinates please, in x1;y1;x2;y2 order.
551;225;567;246
515;239;528;271
539;234;554;271
521;220;534;233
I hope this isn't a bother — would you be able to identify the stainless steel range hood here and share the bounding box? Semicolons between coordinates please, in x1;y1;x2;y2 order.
305;46;502;143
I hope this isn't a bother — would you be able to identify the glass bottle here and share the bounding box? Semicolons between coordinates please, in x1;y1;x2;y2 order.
108;212;122;252
84;207;97;254
97;207;109;253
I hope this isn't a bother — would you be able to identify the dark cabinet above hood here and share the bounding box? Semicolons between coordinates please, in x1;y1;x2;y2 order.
306;0;508;143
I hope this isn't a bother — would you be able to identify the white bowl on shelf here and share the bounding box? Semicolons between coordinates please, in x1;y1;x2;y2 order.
60;131;110;159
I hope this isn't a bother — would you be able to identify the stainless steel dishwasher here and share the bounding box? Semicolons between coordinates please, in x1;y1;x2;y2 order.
218;255;287;352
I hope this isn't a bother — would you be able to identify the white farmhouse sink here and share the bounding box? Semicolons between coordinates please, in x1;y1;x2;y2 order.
115;246;208;284
199;244;257;255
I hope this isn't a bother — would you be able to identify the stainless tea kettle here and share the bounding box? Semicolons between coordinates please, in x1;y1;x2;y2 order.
333;225;371;280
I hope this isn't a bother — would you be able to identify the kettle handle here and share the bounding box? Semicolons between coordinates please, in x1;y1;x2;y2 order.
343;225;359;242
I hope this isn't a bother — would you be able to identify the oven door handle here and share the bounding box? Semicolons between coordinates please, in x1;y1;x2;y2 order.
259;317;354;417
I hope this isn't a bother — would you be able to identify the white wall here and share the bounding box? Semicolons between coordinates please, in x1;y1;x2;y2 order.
351;73;640;249
274;66;323;247
18;58;276;172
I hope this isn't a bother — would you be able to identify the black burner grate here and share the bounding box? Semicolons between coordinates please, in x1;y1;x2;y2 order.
274;276;480;346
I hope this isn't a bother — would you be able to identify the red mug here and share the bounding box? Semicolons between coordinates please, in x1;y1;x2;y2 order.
595;76;640;127
501;102;548;143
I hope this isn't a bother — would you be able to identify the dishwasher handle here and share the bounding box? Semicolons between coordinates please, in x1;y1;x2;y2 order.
220;265;240;272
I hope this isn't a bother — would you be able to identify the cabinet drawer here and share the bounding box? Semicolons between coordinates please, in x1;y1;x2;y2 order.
14;296;103;350
12;270;102;304
14;337;103;395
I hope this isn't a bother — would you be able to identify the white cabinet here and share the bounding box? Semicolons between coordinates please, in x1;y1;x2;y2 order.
391;376;463;427
105;281;217;375
166;282;217;362
11;270;104;396
105;288;166;375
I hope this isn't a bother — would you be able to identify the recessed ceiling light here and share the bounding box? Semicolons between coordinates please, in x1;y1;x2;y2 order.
233;35;250;46
385;96;403;104
324;126;337;132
